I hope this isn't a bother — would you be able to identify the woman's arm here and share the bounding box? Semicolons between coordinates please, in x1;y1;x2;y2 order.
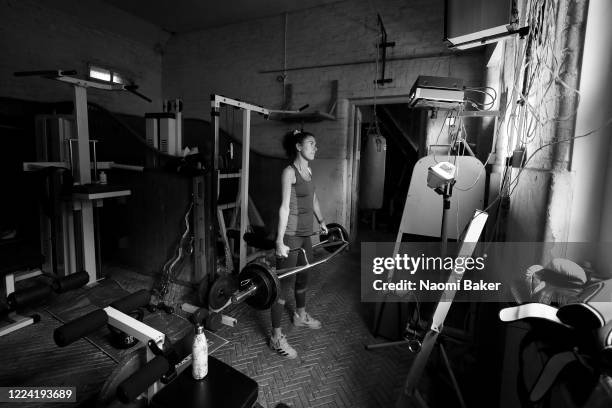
276;167;295;257
313;192;328;234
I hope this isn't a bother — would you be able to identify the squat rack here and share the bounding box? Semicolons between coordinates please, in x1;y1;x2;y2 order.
211;95;307;272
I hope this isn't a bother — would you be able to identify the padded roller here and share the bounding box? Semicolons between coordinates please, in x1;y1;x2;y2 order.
110;290;151;313
7;284;52;308
53;309;108;347
117;355;170;403
53;271;89;293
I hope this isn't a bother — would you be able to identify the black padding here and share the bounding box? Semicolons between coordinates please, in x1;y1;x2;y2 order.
172;331;195;361
243;226;275;250
117;355;170;403
53;309;108;347
110;290;151;313
53;271;89;293
7;284;52;308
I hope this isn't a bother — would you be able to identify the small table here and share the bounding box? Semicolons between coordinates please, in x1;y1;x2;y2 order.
151;356;259;408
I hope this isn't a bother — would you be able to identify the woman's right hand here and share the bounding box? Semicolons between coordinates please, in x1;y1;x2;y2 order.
276;241;290;258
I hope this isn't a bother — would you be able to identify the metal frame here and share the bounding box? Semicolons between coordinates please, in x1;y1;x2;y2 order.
103;307;171;401
16;71;146;283
211;94;310;272
395;210;488;408
211;95;270;272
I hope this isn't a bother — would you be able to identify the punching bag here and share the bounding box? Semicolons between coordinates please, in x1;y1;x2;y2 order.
359;133;387;209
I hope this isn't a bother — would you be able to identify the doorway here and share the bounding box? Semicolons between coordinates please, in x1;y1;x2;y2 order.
347;101;426;240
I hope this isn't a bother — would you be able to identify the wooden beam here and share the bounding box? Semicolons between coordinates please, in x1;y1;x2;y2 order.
380;106;418;152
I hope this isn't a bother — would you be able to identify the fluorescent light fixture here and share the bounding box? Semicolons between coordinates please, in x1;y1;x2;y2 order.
112;73;124;84
90;66;111;82
450;27;529;50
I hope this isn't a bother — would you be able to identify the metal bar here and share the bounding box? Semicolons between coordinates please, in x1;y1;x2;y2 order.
239;110;251;271
73;85;97;284
90;140;98;182
259;52;456;74
56;76;124;91
440;343;468;408
231;284;258;304
458;110;500;117
276;241;348;280
212;95;269;115
287;247;309;264
104;306;165;347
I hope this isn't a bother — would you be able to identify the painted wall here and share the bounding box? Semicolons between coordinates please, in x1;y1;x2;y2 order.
163;0;485;231
0;0;168;115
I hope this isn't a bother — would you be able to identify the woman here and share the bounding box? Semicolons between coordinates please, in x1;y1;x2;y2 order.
270;130;328;359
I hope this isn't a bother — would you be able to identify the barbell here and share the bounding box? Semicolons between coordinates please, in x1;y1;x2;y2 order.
207;223;349;312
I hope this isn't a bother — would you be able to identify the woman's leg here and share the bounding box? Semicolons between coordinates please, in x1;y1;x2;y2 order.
294;236;313;312
269;235;300;358
293;236;321;329
271;235;300;331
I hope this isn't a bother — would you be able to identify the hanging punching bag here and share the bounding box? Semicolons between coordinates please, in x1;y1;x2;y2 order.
359;133;387;209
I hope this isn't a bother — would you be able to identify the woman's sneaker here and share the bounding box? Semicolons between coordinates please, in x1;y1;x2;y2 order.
293;312;322;329
269;334;298;359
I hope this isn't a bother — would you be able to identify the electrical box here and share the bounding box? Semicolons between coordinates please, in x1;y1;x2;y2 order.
409;76;465;109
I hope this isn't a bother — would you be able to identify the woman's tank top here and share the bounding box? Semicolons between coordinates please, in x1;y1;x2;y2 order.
285;164;314;236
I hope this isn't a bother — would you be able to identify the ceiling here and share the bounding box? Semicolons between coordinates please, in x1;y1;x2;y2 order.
102;0;344;33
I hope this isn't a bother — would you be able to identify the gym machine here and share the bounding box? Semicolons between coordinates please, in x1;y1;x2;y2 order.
0;270;90;337
210;95;308;273
53;289;259;407
15;69;149;284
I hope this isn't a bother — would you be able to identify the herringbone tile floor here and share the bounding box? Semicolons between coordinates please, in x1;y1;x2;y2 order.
0;248;419;407
211;251;415;408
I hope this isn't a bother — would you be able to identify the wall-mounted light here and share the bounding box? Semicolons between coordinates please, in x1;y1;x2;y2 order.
450;27;530;50
444;0;528;50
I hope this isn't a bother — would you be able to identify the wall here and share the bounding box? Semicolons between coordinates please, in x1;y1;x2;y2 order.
487;0;589;250
0;0;168;115
163;0;485;230
570;0;612;274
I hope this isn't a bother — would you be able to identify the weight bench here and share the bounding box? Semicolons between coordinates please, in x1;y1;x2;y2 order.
0;240;45;337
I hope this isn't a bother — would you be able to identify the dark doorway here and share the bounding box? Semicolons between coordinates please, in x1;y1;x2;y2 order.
357;104;421;236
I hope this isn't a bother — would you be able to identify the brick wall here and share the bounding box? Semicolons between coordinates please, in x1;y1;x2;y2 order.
163;0;485;229
0;0;167;115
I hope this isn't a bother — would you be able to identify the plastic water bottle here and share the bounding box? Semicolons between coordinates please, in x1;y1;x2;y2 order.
192;324;208;380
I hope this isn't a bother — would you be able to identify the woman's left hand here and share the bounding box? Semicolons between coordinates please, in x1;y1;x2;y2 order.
320;222;328;235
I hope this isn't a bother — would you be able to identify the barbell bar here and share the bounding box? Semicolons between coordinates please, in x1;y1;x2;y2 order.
209;223;348;312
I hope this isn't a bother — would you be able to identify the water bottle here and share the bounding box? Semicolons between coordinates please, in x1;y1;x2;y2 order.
192;324;208;380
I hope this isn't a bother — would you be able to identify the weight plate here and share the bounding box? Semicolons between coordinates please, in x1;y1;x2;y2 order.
197;277;210;306
320;223;348;253
208;275;238;310
239;262;279;310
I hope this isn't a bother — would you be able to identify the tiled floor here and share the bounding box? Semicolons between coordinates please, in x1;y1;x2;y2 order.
0;239;444;408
